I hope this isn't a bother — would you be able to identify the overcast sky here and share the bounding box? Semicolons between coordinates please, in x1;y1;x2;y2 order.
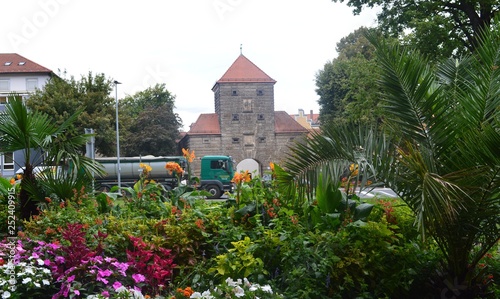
1;0;378;130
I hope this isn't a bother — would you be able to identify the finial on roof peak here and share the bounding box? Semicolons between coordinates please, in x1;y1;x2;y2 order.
240;44;242;55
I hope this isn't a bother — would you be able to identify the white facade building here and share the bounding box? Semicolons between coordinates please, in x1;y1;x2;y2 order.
0;53;52;177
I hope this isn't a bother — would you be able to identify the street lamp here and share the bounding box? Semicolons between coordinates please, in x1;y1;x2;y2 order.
114;80;122;188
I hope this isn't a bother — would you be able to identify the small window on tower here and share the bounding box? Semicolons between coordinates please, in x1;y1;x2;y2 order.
232;89;238;96
257;89;264;96
232;137;240;144
257;114;265;121
259;137;266;143
232;114;239;121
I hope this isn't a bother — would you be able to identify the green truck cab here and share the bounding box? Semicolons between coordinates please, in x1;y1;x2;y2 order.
199;155;235;199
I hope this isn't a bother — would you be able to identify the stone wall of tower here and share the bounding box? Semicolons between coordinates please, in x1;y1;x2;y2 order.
215;81;277;171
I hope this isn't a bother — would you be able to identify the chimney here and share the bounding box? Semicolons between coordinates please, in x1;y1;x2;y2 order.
310;110;313;121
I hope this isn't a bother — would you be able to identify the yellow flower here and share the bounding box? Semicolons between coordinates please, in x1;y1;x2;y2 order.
349;163;359;176
139;163;152;175
269;162;275;171
182;148;196;163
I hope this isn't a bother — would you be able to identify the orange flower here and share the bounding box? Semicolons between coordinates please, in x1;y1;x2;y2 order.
231;170;251;184
269;162;275;171
16;174;22;180
165;162;183;175
9;178;15;185
182;148;196;163
195;219;205;231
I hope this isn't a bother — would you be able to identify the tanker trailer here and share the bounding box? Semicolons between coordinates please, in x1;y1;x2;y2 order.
95;155;186;191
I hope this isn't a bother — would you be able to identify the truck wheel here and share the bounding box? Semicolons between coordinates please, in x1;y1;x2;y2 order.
204;184;222;199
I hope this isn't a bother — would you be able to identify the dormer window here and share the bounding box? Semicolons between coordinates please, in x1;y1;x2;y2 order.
18;62;26;66
4;62;11;66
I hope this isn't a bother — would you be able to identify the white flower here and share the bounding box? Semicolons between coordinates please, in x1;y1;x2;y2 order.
202;290;214;298
34;282;41;288
233;286;245;297
243;277;251;287
261;285;273;294
22;277;32;284
42;268;51;274
37;259;45;266
190;292;202;298
42;279;50;285
2;291;11;298
249;284;259;291
225;277;238;287
24;267;35;275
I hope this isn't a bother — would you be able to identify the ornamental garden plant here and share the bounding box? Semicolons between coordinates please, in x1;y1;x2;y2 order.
1;24;499;299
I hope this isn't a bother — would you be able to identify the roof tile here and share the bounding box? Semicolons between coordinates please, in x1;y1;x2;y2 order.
0;53;52;74
217;54;276;83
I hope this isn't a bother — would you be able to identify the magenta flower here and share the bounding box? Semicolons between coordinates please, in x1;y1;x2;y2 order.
98;269;113;277
101;290;110;297
132;273;146;283
112;261;129;276
67;275;76;283
112;281;123;290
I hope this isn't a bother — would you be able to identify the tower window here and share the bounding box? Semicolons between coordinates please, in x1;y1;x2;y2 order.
232;89;238;96
232;114;239;121
257;114;265;121
232;137;240;144
257;89;264;96
259;137;266;143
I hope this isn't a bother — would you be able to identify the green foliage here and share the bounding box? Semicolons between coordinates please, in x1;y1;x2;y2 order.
332;0;499;58
27;72;116;156
120;83;182;156
316;27;383;125
209;236;267;281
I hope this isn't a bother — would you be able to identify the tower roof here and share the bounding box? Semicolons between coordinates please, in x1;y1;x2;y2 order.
216;54;276;84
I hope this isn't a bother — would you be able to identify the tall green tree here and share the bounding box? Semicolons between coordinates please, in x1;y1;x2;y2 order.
27;72;116;156
332;0;500;58
316;27;382;125
0;97;102;220
120;84;182;156
278;25;500;297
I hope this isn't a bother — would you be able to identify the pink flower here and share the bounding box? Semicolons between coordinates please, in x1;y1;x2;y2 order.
98;269;113;277
101;290;110;297
132;273;145;283
74;289;80;295
112;262;129;276
113;281;123;290
67;275;76;283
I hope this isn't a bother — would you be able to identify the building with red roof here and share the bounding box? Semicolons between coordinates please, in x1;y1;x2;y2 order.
179;54;309;176
0;53;53;177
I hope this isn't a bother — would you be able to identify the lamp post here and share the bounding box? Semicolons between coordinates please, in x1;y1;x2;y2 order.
114;80;122;188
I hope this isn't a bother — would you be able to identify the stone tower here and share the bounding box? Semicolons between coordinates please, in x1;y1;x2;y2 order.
179;54;308;176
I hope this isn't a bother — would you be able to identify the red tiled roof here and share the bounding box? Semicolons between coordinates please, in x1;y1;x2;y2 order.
187;111;308;135
216;54;276;84
275;111;310;133
0;53;52;74
188;114;221;135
